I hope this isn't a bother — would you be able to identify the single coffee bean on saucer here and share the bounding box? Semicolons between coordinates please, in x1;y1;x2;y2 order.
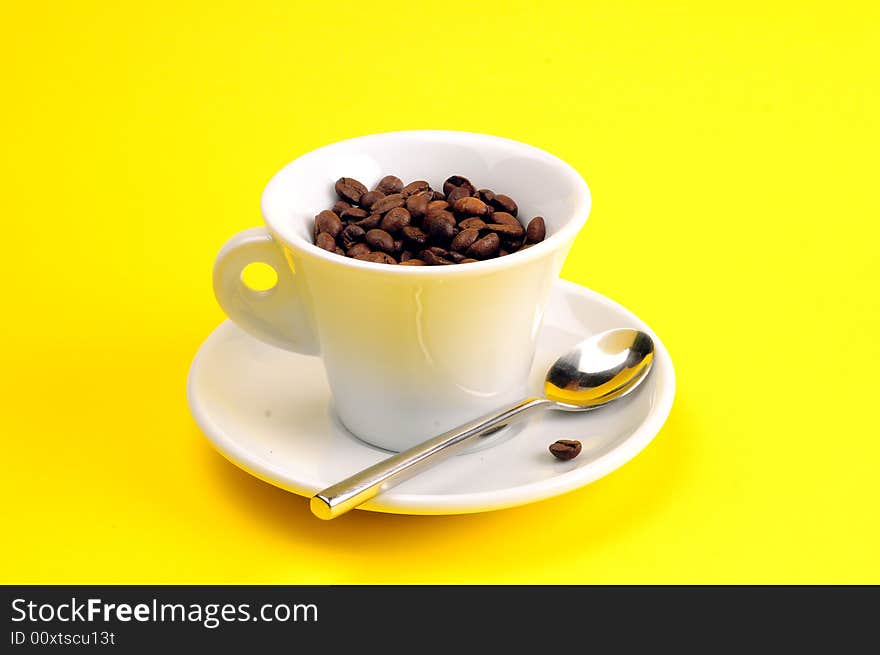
549;439;582;460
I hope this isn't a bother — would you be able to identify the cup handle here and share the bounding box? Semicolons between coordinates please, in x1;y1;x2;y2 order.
212;227;319;355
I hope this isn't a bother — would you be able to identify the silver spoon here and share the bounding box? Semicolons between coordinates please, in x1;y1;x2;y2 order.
310;328;654;519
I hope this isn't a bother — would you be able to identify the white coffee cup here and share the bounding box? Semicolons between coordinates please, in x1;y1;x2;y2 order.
213;131;591;452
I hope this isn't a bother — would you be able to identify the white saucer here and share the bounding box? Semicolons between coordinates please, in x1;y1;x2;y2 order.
187;280;675;515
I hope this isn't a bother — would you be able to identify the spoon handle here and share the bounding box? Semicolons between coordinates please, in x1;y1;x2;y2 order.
310;397;551;519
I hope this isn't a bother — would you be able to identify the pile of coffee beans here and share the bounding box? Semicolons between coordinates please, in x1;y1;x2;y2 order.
311;174;547;265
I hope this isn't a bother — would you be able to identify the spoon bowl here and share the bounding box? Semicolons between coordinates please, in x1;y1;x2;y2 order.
545;328;654;408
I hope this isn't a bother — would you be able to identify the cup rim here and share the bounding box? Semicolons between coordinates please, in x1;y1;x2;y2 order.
260;130;592;276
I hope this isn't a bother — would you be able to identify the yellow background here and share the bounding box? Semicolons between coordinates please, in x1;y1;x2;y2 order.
2;1;878;583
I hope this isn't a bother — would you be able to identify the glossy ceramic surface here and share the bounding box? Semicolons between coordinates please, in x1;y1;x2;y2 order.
187;280;675;515
213;131;592;450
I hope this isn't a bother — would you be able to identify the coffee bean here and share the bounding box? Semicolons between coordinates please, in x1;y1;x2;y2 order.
355;251;397;265
428;217;455;243
340;206;369;221
466;232;500;259
485;222;525;239
365;228;394;253
335;177;367;204
380;207;411;233
476;189;495;204
375;175;403;195
341;224;366;249
491;193;517;216
399;258;426;266
421;249;454;265
461;258;479;263
401;180;430;197
355;213;382;230
427;246;450;257
549;439;582;460
359;190;385;210
405;191;432;219
431;190;446;201
402;225;429;249
334;247;345;256
370;193;405;214
498;248;509;257
315;210;343;238
332;200;351;215
453;196;490;217
400;250;413;262
442;175;476;196
525;216;546;243
347;243;371;258
491;211;520;227
451;227;480;253
423;210;455;232
315;232;337;251
425;200;450;217
393;238;404;254
503;237;525;251
447;251;466;263
517;243;534;252
446;186;472;205
458;217;487;231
